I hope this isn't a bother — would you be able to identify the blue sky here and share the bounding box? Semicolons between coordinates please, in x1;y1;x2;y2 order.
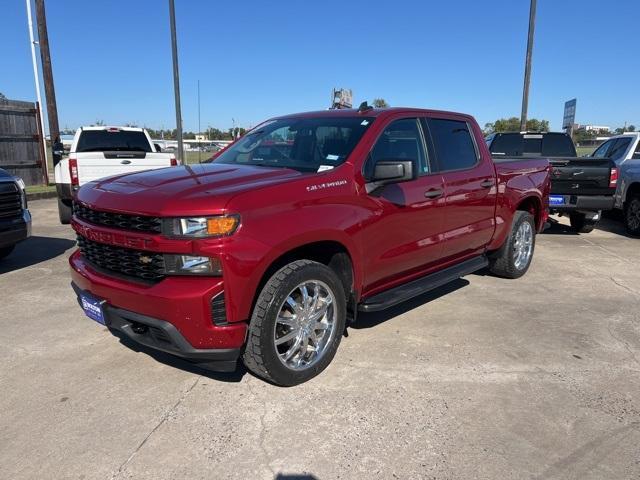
3;0;638;133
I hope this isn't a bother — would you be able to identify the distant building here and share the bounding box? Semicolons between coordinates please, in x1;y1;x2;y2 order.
195;134;207;141
578;125;610;133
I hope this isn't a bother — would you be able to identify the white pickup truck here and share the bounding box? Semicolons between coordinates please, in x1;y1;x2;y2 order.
54;126;178;223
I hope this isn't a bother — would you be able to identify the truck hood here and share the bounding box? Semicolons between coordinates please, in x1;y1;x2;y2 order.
76;163;305;216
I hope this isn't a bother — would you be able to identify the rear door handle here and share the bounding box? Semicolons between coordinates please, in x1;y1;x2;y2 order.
424;188;443;199
480;179;494;188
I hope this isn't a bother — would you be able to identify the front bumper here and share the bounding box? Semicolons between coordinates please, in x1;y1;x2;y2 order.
0;210;31;248
69;251;247;368
549;194;615;213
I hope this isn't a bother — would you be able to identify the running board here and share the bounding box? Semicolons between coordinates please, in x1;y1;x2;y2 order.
358;255;489;312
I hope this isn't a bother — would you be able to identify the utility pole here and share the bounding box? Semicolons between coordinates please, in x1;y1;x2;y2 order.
168;0;184;163
25;0;48;182
197;79;201;163
34;0;61;167
520;0;537;132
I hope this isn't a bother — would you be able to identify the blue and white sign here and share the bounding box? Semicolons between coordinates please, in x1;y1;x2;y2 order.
80;292;106;325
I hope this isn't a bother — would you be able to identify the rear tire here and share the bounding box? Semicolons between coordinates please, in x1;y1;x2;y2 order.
242;260;346;386
0;245;15;260
624;195;640;237
569;212;596;233
58;197;72;224
489;211;536;279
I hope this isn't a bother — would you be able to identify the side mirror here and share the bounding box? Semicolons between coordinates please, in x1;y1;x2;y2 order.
154;143;162;152
366;160;417;193
52;141;64;166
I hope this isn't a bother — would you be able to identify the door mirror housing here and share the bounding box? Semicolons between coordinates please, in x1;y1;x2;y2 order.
366;159;417;193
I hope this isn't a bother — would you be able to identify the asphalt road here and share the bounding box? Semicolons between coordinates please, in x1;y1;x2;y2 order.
1;199;639;480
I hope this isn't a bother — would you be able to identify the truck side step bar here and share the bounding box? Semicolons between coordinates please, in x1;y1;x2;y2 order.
358;255;489;312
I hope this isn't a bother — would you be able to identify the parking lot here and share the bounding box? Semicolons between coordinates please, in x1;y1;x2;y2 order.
1;197;639;479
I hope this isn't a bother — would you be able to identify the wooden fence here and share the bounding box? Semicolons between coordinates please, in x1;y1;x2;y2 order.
0;98;46;186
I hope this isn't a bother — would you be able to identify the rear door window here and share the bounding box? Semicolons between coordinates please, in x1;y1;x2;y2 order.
592;139;615;158
633;139;640;159
427;118;478;171
607;137;632;162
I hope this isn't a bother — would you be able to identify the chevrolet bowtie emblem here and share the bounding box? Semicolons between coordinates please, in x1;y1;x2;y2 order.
139;255;153;264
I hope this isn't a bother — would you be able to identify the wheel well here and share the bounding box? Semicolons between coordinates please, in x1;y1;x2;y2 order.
517;196;542;229
254;241;355;310
626;182;640;204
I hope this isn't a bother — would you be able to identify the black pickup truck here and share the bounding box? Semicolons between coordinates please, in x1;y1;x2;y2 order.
486;132;616;233
0;168;31;258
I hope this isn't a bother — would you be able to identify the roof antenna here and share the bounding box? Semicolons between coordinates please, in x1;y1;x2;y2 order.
358;101;373;113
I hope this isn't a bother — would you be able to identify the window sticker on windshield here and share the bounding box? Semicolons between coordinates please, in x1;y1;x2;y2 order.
326;154;340;161
361;120;369;126
318;165;334;172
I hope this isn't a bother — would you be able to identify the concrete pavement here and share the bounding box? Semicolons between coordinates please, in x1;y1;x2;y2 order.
1;199;639;479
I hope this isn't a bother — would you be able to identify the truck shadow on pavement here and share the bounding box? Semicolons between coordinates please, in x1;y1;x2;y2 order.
111;330;247;383
0;235;76;274
543;215;635;238
353;279;470;329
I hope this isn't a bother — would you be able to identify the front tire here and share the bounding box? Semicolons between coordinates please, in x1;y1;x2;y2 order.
569;212;597;233
242;260;346;386
58;197;72;224
489;211;536;279
624;195;640;237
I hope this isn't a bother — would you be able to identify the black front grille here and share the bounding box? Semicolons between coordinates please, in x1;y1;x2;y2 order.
77;236;165;282
73;203;162;234
0;182;22;219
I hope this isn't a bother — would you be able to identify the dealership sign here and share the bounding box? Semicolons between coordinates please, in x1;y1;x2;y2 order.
563;98;577;129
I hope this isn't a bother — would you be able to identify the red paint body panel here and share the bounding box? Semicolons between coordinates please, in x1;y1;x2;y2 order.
70;108;549;354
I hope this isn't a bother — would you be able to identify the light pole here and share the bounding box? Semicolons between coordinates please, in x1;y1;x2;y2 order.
25;0;48;181
520;0;537;132
169;0;184;162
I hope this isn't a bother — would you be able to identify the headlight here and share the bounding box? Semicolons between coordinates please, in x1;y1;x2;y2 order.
164;255;222;276
164;215;240;238
14;177;27;209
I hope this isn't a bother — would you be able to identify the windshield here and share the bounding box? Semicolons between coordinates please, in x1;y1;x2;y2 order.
213;116;375;172
76;130;152;153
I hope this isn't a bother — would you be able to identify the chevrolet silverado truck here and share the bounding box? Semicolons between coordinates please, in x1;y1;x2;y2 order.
54;126;178;224
69;107;550;386
486;132;616;233
0;168;31;259
589;132;640;236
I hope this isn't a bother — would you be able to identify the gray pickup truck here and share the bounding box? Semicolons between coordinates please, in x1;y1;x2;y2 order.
0;168;31;259
589;133;640;236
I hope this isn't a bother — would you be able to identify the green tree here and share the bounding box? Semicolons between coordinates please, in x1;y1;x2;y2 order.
484;117;550;134
372;98;389;108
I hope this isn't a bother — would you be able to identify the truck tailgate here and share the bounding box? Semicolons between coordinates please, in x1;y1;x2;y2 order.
76;152;173;185
549;157;615;195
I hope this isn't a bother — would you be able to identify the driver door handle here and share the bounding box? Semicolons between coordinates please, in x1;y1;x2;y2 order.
424;188;443;199
480;179;495;188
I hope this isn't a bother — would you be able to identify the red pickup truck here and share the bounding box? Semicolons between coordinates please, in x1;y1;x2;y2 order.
70;107;550;386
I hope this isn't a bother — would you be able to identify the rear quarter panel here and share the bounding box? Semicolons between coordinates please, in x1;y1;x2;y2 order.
488;158;550;251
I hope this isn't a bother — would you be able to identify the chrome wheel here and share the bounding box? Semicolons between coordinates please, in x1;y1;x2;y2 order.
513;220;533;270
274;280;337;371
627;198;640;231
